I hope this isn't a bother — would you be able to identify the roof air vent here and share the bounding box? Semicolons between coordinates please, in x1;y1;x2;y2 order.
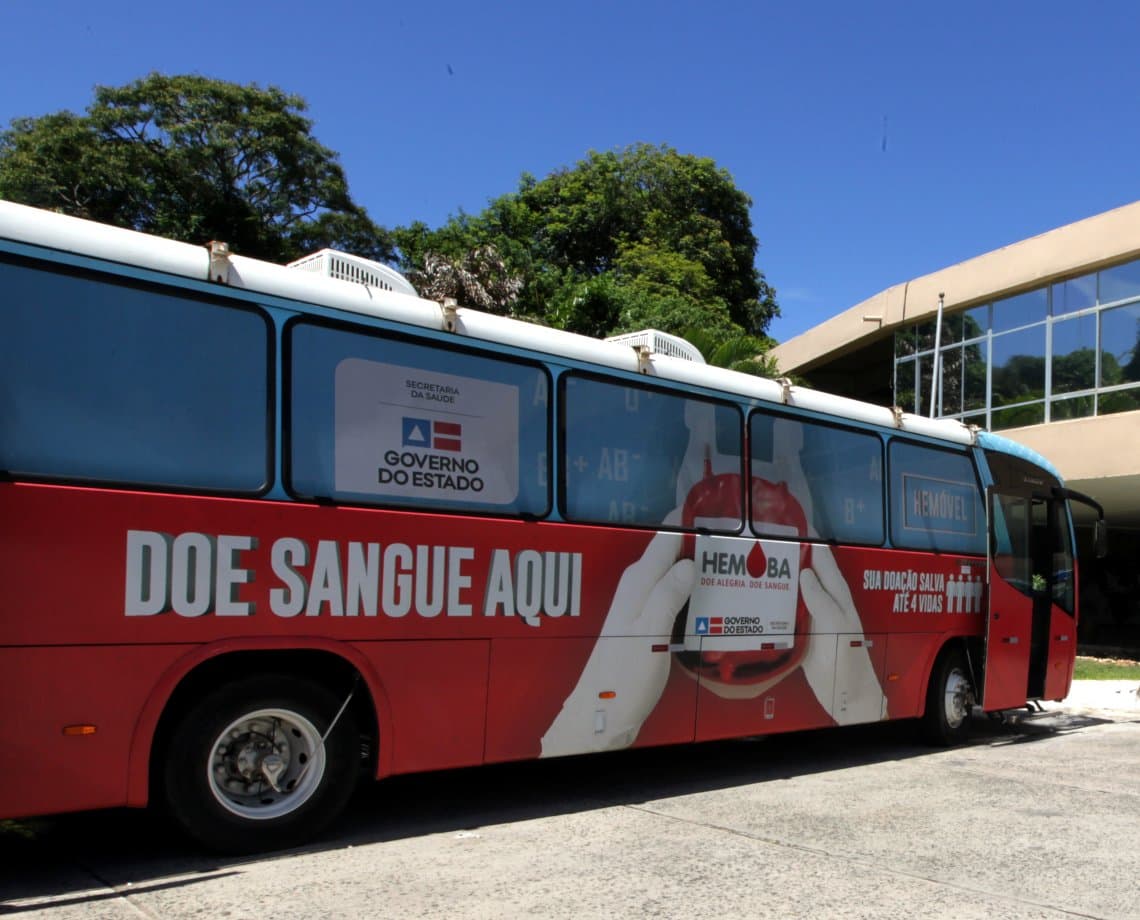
287;248;417;296
604;329;706;364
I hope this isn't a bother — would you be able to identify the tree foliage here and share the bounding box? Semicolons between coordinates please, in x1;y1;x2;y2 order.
0;73;392;264
394;143;780;360
3;84;781;372
679;326;780;378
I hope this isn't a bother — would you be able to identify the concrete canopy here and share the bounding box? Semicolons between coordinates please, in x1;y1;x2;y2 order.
770;201;1140;530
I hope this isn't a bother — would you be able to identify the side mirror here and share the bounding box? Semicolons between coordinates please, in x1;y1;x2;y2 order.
1056;488;1107;560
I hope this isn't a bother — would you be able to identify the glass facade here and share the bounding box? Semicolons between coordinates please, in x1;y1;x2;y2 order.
893;257;1140;431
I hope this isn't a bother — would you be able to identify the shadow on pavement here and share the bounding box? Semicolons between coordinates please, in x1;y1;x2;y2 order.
0;707;1117;908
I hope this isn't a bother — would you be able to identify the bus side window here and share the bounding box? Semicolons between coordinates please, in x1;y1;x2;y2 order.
560;374;743;531
0;259;270;493
889;441;986;555
288;321;550;517
749;411;884;545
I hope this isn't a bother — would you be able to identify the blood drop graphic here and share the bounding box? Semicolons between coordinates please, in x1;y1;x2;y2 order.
746;542;767;578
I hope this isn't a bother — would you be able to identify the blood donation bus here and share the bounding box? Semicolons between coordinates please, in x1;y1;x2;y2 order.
0;200;1106;854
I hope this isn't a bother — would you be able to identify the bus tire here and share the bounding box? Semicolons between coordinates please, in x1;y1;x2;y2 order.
921;646;975;746
161;674;359;854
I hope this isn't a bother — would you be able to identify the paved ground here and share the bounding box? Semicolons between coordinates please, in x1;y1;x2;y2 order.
2;681;1139;920
1039;678;1140;714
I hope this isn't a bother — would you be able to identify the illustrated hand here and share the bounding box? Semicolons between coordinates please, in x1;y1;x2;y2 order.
799;544;887;724
540;531;695;757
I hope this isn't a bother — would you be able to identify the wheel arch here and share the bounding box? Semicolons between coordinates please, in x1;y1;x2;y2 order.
127;638;395;808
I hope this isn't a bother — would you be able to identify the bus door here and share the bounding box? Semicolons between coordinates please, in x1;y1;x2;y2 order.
984;490;1075;709
984;490;1036;710
1031;495;1080;701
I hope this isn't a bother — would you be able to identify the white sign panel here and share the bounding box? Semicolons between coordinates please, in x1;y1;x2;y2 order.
685;529;801;651
335;358;519;504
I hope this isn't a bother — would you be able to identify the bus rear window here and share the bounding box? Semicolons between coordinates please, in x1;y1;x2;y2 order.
0;259;270;492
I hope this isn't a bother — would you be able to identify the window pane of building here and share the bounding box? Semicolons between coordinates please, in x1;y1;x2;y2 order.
1098;387;1140;416
991;326;1046;407
991;403;1045;431
940;312;964;345
1051;313;1096;395
1051;273;1096;317
963;341;988;412
1100;302;1140;386
1050;395;1094;421
895;359;917;413
993;288;1047;333
964;304;989;341
916;320;937;352
894;325;916;358
1099;259;1140;305
939;344;963;415
918;355;933;414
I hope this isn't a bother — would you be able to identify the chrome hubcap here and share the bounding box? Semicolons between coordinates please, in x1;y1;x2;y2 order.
207;708;326;820
943;668;973;729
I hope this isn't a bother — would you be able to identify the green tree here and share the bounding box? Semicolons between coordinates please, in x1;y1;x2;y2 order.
396;143;779;340
0;73;392;264
545;245;739;339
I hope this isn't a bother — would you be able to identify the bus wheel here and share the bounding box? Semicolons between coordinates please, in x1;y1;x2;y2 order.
161;675;359;854
921;647;975;746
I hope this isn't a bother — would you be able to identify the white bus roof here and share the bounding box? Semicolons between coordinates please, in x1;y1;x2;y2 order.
0;200;983;448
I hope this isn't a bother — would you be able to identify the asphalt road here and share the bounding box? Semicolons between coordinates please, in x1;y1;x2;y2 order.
3;687;1139;919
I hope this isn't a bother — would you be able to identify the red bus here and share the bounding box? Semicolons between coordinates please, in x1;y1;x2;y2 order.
0;201;1105;854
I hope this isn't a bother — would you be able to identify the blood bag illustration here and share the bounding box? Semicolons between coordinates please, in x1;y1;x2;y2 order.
673;452;813;698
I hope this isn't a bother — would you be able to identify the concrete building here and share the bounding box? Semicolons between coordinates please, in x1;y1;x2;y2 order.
770;201;1140;653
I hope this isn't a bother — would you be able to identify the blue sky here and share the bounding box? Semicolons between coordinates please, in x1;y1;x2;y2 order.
3;0;1140;344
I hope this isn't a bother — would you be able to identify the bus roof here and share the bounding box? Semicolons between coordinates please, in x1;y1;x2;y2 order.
976;430;1061;481
1;199;999;453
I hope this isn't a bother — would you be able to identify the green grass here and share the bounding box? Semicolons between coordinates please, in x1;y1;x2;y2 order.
1074;657;1140;680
